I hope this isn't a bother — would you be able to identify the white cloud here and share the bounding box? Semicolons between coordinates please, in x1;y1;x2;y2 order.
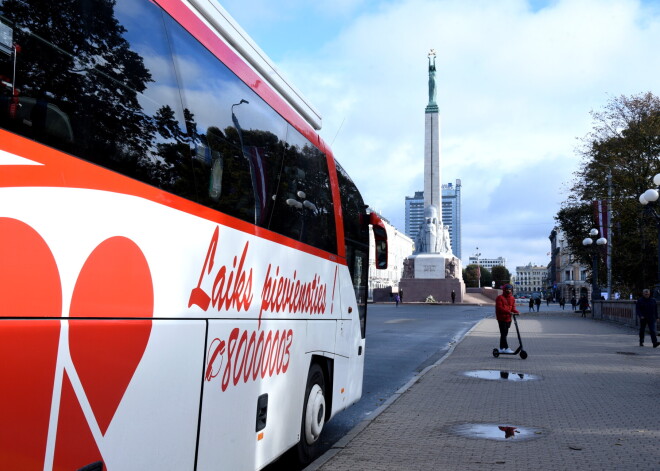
224;0;660;271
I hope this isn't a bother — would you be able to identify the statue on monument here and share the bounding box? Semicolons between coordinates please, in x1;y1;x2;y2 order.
414;205;452;254
445;257;458;279
415;206;437;253
428;49;437;106
438;225;451;253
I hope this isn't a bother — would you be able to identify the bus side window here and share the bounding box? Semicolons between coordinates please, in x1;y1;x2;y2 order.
163;13;287;226
268;125;336;253
335;161;369;251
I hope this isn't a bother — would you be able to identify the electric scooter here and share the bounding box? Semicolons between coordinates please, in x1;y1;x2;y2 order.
492;313;528;359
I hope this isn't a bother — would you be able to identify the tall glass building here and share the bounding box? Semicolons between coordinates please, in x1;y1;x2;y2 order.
404;191;425;242
404;179;461;259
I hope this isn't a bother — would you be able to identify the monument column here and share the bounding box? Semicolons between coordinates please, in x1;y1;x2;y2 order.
399;49;464;303
424;49;441;212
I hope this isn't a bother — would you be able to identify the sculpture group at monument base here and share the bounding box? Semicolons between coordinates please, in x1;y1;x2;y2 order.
397;254;465;303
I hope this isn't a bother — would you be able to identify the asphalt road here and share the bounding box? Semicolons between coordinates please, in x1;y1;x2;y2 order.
265;302;493;470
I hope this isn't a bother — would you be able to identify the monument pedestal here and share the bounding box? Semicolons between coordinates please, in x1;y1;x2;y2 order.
399;254;465;303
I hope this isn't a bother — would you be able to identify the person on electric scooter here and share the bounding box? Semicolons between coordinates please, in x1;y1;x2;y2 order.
496;284;519;354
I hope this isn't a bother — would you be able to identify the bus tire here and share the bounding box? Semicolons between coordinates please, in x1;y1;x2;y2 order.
297;363;326;464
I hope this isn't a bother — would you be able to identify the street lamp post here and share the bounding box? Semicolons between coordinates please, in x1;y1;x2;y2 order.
474;248;482;289
582;228;607;302
638;173;660;299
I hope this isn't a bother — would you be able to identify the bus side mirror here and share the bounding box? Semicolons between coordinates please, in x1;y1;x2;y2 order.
369;213;388;269
375;237;387;269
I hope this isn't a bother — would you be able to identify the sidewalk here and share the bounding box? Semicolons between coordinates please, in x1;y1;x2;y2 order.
307;312;660;471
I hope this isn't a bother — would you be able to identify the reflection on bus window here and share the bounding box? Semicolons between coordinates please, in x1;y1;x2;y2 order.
0;0;194;198
163;12;288;227
268;125;336;253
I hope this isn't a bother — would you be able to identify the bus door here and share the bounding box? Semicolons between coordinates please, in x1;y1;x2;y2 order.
333;242;368;411
334;212;387;411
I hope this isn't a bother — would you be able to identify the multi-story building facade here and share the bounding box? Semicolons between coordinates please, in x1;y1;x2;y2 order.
515;263;548;295
549;228;591;301
368;212;414;300
442;180;462;259
404;179;461;258
467;256;507;270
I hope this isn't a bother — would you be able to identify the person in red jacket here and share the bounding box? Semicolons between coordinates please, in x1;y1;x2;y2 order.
496;284;519;353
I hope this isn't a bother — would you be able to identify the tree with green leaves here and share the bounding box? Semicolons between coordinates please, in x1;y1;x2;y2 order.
491;265;511;289
462;264;492;288
555;92;660;294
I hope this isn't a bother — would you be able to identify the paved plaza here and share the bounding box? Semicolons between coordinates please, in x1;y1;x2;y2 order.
306;311;660;471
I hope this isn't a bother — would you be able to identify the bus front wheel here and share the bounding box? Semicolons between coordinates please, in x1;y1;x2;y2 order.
297;363;326;464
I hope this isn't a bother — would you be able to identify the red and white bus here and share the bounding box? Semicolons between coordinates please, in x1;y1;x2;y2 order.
0;0;388;469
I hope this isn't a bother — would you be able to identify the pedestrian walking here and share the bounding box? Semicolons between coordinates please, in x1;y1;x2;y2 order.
559;297;565;310
570;296;577;311
546;296;550;306
578;295;589;317
528;297;534;312
534;296;541;312
495;284;519;353
399;290;404;304
636;289;658;347
395;293;400;307
451;290;456;304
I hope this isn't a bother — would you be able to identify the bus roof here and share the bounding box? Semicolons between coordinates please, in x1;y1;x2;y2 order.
185;0;323;131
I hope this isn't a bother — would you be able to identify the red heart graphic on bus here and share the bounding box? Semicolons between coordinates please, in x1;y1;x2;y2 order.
0;218;62;470
69;236;154;435
52;372;104;471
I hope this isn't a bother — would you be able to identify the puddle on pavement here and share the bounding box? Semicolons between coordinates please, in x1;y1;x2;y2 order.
451;423;543;441
462;370;541;381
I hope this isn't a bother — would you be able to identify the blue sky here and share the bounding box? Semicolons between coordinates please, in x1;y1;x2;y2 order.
219;0;660;272
219;0;394;58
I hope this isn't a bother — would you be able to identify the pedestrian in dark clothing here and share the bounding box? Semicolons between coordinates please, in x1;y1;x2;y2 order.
559;297;565;310
578;296;589;317
636;289;659;347
495;284;519;353
451;290;456;303
534;296;541;312
528;298;534;312
570;297;577;311
546;296;550;306
399;290;403;304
